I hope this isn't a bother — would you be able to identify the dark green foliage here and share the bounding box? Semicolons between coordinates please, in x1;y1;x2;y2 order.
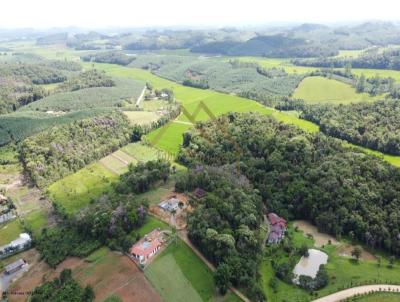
30;269;94;302
298;265;328;291
175;166;264;300
20;111;131;187
57;69;115;92
191;35;338;58
35;227;102;267
293;48;400;70
115;159;171;194
81;51;135;66
301;100;400;155
37;193;148;266
179;113;400;256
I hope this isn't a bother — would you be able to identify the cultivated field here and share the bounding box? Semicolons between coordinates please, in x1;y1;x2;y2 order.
145;239;240;302
8;248;162;302
293;76;379;104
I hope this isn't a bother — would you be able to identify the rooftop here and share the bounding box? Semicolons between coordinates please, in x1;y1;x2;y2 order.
5;259;25;272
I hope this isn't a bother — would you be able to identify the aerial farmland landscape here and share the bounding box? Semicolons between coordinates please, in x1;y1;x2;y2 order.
2;1;400;301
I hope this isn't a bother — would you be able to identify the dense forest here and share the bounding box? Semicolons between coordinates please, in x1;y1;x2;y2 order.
20;111;131;187
0;60;81;114
301;99;400;155
81;51;136;66
293;48;400;70
30;269;94;302
175;166;265;300
178;113;400;256
56;69;115;92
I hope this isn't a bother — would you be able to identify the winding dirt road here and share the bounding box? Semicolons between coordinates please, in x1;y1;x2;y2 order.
312;284;400;302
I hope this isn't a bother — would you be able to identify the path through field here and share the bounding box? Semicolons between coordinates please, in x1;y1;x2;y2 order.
178;230;251;302
313;285;400;302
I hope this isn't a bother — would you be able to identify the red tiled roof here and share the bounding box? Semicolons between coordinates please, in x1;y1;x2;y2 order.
268;213;287;226
130;239;161;257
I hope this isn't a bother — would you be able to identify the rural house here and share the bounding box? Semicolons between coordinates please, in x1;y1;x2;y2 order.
194;187;206;199
4;259;26;275
130;229;164;264
0;233;32;258
267;213;287;244
158;197;180;212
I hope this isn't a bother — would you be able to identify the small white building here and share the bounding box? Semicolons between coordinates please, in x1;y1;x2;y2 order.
159;198;180;212
0;233;32;257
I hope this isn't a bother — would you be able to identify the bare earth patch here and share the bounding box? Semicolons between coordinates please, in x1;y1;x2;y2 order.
9;249;162;302
293;220;338;247
337;244;377;261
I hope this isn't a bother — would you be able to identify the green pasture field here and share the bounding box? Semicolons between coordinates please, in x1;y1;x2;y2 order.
137;216;170;237
121;142;164;162
47;162;118;213
0;219;23;246
260;224;400;302
145;238;240;302
293;76;380;104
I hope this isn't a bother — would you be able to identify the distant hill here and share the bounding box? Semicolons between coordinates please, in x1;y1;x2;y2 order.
191;34;338;58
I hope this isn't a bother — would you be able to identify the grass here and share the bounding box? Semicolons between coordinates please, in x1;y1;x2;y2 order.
47;162;118;213
123;111;160;125
353;292;400;301
260;224;400;302
145;238;237;302
0;219;23;246
121;142;164;162
137;216;170;237
293;76;379;104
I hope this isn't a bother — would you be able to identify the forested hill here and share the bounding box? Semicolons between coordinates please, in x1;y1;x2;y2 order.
301;100;400;155
191;35;337;58
293;48;400;70
179;113;400;256
20;111;131;187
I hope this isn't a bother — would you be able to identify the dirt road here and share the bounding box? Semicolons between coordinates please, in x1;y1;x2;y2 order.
312;285;400;302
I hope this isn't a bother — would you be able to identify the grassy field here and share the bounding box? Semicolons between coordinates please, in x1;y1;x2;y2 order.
137;216;170;237
293;76;379;104
260;224;400;302
123;111;159;125
47;162;118;213
353;293;400;301
0;219;23;246
145;238;240;302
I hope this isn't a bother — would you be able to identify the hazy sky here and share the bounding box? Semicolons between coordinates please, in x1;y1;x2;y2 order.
1;0;400;28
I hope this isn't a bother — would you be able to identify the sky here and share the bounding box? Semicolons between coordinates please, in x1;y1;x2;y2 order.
1;0;400;28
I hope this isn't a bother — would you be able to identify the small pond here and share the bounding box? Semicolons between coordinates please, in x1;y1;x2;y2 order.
293;249;328;282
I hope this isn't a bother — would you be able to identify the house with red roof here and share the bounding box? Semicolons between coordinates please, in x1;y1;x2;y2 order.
267;213;287;244
130;229;163;264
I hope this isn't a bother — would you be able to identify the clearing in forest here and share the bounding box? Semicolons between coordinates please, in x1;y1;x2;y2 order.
293;76;380;104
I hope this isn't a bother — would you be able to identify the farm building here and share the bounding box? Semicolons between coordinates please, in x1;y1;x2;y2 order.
130;229;164;264
267;213;287;244
159;197;180;212
194;187;206;199
4;259;26;275
0;233;32;258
